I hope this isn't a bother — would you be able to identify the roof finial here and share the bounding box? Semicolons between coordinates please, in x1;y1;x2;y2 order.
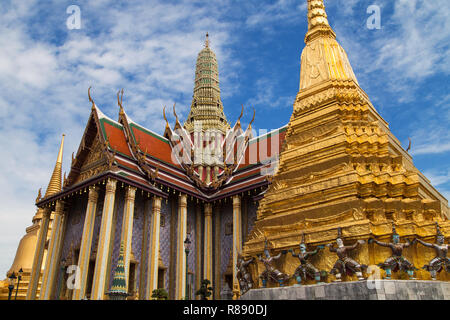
88;86;95;111
249;107;256;127
35;188;42;204
117;89;125;115
173;103;179;122
44;134;65;198
237;104;244;124
205;32;210;48
163;106;170;129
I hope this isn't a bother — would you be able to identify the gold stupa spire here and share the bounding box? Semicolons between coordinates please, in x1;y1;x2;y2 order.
300;0;358;90
243;0;450;284
44;134;65;198
307;0;332;32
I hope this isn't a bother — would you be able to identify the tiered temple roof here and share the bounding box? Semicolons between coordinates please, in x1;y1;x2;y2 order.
37;40;287;206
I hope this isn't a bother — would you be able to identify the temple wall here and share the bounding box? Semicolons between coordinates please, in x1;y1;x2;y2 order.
130;194;145;294
219;201;233;291
54;192;286;299
186;198;196;298
108;188;125;291
60;194;88;263
247;199;258;239
159;198;171;291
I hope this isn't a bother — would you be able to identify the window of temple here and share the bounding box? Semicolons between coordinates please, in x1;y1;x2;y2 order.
158;268;165;289
128;261;137;300
85;260;96;299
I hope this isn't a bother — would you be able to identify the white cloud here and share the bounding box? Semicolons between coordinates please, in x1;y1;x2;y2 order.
246;78;295;110
410;126;450;156
423;170;450;187
245;0;306;30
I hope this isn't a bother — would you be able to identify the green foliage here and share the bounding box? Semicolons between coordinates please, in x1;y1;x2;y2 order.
195;279;214;300
151;288;169;300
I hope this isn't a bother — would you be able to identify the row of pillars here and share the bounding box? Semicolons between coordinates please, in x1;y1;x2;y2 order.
26;178;243;300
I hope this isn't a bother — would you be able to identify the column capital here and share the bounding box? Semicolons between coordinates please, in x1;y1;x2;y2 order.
179;193;187;207
153;196;162;210
54;200;65;215
125;185;137;201
42;206;52;219
88;185;99;202
205;203;212;216
105;178;117;193
232;195;241;206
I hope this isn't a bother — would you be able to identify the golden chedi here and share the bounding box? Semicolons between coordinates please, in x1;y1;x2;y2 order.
243;0;450;286
0;135;65;300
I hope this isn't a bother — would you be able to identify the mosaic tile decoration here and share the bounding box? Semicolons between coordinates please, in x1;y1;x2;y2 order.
139;197;152;294
108;188;125;290
60;195;88;262
220;202;233;292
56;192;261;299
131;195;144;292
89;192;105;260
186;199;196;298
56;195;88;294
247;200;258;239
159;198;171;290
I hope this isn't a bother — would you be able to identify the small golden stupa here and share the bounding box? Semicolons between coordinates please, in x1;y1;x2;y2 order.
0;135;65;299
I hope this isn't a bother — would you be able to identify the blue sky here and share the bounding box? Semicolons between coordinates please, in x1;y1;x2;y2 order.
0;0;449;276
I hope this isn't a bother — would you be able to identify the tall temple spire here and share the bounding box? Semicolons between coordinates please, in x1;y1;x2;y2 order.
44;134;65;198
300;0;358;90
205;32;210;48
184;33;230;134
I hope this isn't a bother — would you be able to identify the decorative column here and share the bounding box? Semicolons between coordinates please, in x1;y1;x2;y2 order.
203;203;213;284
139;198;151;299
120;185;137;293
40;200;65;300
26;207;51;300
195;204;202;299
206;166;211;185
214;204;221;300
91;178;117;300
72;186;99;300
232;195;242;299
145;196;162;299
175;194;187;300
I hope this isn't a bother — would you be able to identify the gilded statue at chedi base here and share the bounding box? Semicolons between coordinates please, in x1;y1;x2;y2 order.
416;223;450;280
257;239;290;287
369;224;417;280
236;252;254;294
327;228;366;281
290;233;324;285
